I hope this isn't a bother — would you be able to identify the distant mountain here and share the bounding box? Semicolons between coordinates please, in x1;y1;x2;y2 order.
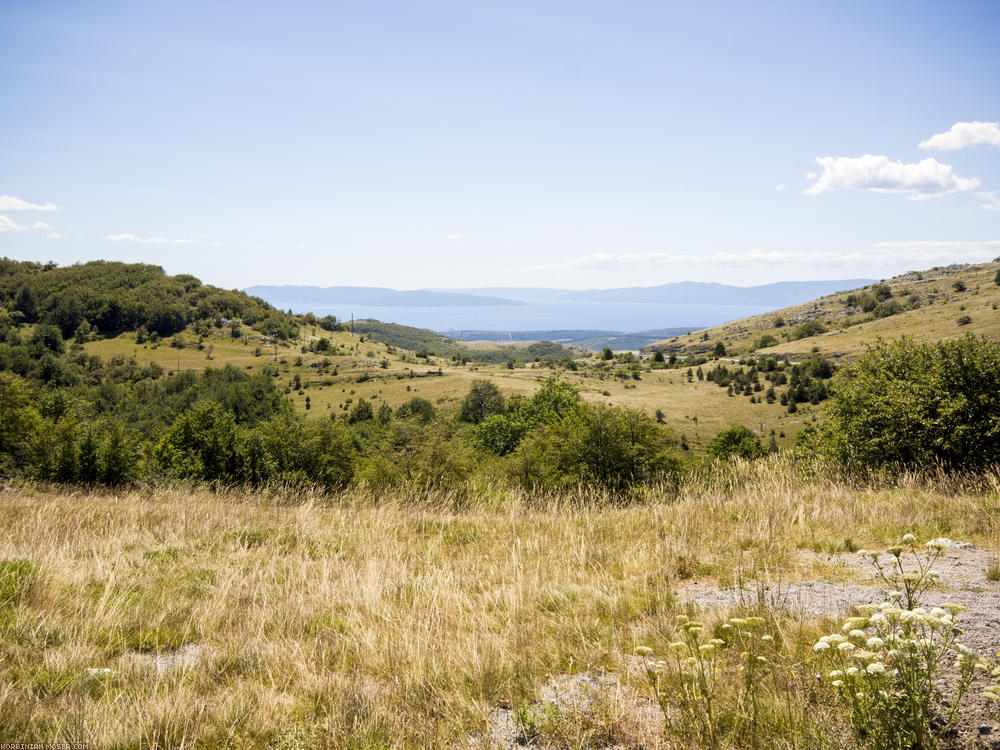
553;279;876;306
244;285;524;307
250;279;876;310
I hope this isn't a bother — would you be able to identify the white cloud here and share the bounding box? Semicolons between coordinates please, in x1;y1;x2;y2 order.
447;234;463;240
0;195;58;211
524;241;1000;272
46;232;65;240
805;171;817;180
775;184;785;191
804;154;980;199
30;221;50;230
870;240;1000;263
106;233;200;244
0;216;28;232
919;121;1000;151
978;191;1000;211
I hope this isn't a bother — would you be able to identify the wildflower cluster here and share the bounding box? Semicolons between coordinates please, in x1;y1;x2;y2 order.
636;613;777;749
985;653;1000;719
813;534;989;750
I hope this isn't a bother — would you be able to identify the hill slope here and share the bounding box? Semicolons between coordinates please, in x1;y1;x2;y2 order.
645;262;1000;359
1;258;298;339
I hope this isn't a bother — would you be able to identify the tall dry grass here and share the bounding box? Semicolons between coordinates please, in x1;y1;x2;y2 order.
0;457;997;747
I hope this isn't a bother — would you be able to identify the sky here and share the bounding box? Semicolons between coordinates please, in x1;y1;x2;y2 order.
2;0;999;291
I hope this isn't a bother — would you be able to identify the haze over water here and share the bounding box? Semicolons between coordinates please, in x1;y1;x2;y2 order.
263;300;773;333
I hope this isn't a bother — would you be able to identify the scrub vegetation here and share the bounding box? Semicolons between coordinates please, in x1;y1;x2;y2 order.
1;257;999;748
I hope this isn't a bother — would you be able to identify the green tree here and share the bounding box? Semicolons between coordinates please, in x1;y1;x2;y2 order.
601;347;614;361
809;335;1000;470
513;404;680;490
348;398;375;423
393;397;433;422
706;425;766;461
458;380;504;424
0;373;38;472
152;401;239;480
30;324;65;355
712;341;727;358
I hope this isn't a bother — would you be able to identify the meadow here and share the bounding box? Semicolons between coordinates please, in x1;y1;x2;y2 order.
2;461;999;747
81;325;807;451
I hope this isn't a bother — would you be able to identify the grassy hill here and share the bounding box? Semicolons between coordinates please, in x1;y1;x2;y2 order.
0;258;298;339
350;319;582;363
8;257;994;463
645;261;1000;359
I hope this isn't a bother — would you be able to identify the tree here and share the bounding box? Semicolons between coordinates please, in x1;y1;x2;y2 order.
713;341;727;358
348;398;375;423
652;350;665;363
809;335;1000;471
396;396;436;422
994;269;1000;286
0;373;39;471
458;380;504;424
152;401;239;480
513;404;680;490
706;425;766;461
31;325;65;355
601;347;614;361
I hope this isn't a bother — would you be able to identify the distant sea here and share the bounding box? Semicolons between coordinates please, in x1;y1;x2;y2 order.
263;300;773;333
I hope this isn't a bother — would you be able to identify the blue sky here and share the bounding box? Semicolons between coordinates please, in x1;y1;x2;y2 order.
2;0;999;290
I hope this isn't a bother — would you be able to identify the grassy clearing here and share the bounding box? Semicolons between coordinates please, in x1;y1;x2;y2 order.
1;461;998;747
82;326;805;448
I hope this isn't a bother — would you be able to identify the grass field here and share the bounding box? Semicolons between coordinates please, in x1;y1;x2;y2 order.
2;462;998;747
81;327;808;448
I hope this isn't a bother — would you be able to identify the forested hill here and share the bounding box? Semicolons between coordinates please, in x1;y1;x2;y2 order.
0;259;299;340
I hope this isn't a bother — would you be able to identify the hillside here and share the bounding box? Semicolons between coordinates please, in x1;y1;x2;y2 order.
350;319;583;362
1;258;298;340
646;262;1000;359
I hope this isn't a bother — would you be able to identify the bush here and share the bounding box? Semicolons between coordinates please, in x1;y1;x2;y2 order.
458;380;504;424
957;315;972;326
512;403;680;490
810;335;1000;470
790;320;826;340
705;425;767;461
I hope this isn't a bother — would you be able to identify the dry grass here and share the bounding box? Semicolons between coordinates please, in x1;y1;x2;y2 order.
1;461;998;747
81;324;800;446
649;262;1000;359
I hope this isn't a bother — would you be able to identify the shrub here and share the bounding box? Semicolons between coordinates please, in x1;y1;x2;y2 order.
956;314;972;326
753;334;778;350
810;335;1000;470
512;403;679;490
705;425;767;460
458;380;504;424
790;320;826;340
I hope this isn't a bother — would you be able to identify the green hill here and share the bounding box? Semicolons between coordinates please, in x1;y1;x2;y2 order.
645;261;1000;360
0;258;298;340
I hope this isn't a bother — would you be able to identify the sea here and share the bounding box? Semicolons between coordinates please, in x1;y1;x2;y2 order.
262;300;773;334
